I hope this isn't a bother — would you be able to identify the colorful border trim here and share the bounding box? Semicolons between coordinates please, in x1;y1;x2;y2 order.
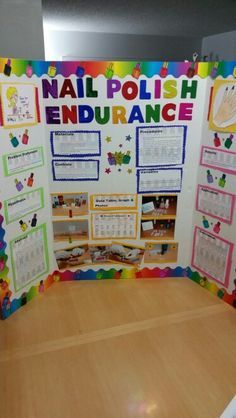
1;264;235;319
0;59;236;79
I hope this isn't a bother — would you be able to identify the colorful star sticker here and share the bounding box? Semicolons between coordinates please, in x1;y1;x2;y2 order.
105;136;112;143
127;168;132;174
126;135;132;141
105;168;111;174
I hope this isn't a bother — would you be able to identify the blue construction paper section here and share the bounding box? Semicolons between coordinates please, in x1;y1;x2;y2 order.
52;159;99;181
136;125;187;168
137;167;183;194
50;130;101;157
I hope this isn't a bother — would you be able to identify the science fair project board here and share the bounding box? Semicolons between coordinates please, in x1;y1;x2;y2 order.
0;59;236;319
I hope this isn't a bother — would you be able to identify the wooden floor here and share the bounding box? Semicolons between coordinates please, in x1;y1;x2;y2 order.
0;278;236;418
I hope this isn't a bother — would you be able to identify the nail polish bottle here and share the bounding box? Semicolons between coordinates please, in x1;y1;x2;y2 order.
224;134;234;149
218;174;226;188
39;280;44;293
202;216;209;228
132;63;141;79
214;133;221;147
0;258;5;271
27;173;34;187
15;179;23;192
160;62;168;78
207;169;213;183
107;152;116;165
76;66;85;77
105;63;114;79
211;62;219;79
160;198;165;209
165;199;169;209
19;220;28;232
22;129;29;145
26;61;33;78
187;62;195;78
9;133;19;148
4;59;11;76
123;151;131;164
69;209;73;218
48;62;57;77
213;221;221;234
31;214;37;227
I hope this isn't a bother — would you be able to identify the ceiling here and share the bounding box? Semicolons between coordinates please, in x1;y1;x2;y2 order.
42;0;236;37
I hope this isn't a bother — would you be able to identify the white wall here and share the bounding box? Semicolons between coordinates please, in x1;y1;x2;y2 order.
44;29;201;61
201;30;236;61
0;0;45;59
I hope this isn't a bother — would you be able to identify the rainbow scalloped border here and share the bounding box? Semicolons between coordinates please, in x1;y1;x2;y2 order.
1;265;235;319
0;58;236;79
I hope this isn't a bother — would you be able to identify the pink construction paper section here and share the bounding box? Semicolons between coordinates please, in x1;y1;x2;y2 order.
200;146;236;175
196;184;235;225
191;226;234;288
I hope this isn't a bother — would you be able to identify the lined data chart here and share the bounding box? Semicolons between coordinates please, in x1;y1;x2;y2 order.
137;168;182;193
192;227;233;286
50;130;101;157
137;125;186;167
196;185;235;224
10;224;49;291
52;159;99;181
91;213;137;239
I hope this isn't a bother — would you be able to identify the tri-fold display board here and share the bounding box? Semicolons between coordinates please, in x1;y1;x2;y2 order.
0;59;236;318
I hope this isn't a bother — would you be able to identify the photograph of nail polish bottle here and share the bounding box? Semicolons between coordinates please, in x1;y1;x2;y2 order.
4;59;11;76
15;179;23;192
76;66;85;77
26;61;33;78
218;174;226;188
210;62;219;79
160;198;165;209
213;221;221;234
19;220;28;232
202;216;209;228
9;133;19;148
187;62;195;78
22;129;29;145
27;173;34;187
132;63;141;79
165;199;169;209
224;134;234;149
207;169;213;183
105;63;114;79
31;214;37;227
214;133;221;147
48;62;57;77
160;62;169;78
